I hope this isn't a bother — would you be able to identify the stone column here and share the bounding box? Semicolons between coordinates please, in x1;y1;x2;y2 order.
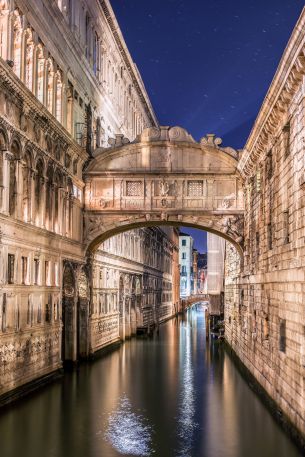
40;177;46;228
15;158;23;220
2;151;13;215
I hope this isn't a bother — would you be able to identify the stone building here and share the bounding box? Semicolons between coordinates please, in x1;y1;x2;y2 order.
179;232;194;297
0;0;162;398
0;0;305;447
224;8;305;442
89;226;180;353
207;233;225;315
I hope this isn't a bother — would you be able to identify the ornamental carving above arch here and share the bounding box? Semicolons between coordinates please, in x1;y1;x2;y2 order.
84;126;245;254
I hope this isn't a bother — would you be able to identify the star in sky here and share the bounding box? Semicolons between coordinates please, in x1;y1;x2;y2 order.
111;0;303;149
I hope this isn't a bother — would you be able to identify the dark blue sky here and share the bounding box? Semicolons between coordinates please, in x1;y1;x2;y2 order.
111;0;303;148
110;0;303;252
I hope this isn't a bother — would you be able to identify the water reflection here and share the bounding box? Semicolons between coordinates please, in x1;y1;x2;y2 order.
0;309;302;457
176;322;197;456
105;395;153;456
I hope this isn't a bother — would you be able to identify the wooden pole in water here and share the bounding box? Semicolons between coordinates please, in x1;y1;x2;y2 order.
205;308;210;340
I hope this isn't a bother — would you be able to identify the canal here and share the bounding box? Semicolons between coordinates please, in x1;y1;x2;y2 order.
0;308;302;457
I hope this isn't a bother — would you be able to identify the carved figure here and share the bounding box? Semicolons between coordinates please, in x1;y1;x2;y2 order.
160;180;170;197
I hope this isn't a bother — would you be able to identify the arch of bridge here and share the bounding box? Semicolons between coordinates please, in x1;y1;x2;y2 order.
83;126;245;255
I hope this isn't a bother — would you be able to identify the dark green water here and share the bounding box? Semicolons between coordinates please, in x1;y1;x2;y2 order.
0;309;303;457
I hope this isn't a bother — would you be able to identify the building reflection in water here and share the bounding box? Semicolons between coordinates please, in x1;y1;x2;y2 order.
0;309;302;457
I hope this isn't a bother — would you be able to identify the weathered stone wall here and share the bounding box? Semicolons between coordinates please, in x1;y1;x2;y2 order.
225;10;305;439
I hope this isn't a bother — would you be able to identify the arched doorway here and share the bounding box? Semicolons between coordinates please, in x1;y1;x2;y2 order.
77;266;89;359
62;263;76;363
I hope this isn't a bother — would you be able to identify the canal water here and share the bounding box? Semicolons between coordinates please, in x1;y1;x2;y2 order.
0;308;303;457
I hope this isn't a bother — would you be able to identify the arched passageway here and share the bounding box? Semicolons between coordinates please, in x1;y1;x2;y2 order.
83;126;245;257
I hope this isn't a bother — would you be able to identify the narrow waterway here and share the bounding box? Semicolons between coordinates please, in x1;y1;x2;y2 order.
0;309;302;457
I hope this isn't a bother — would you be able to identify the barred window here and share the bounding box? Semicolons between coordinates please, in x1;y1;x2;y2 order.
279;319;286;353
283;122;290;158
126;181;142;196
283;210;289;244
267;223;273;250
187;180;203;197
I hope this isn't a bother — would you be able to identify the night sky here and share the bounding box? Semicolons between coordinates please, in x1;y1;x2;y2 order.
110;0;304;252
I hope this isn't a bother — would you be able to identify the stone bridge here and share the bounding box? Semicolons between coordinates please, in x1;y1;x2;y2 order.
182;294;210;310
83;126;245;254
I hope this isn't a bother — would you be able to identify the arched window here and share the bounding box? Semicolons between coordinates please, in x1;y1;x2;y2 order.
13;10;22;78
55;70;63;123
66;178;73;237
9;140;20;217
45;162;53;230
36;44;45;103
34;158;44;226
46;58;54;113
25;28;34;91
0;129;8;191
54;170;63;233
0;1;9;60
22;149;32;222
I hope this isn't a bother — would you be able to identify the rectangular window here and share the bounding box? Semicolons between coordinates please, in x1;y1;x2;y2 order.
267;223;273;250
126;181;142;197
2;293;6;332
182;252;186;259
279;319;286;353
37;302;42;324
54;262;59;287
188;180;203;197
45;260;50;286
182;239;186;246
256;232;260;256
266;151;273;180
21;256;28;285
283;210;289;244
283;122;290;158
7;254;15;284
34;259;40;285
45;294;52;322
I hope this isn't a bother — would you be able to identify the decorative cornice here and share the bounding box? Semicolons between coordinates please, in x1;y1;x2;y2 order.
0;57;88;163
239;7;305;177
99;0;158;128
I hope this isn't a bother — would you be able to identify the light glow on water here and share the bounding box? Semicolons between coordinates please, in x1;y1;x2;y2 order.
105;395;154;456
176;322;198;456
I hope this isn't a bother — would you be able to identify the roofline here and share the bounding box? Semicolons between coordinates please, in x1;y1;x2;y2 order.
240;6;305;175
100;0;159;128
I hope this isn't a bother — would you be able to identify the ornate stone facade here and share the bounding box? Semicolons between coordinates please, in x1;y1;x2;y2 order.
0;0;157;397
91;227;180;352
83;126;244;254
0;0;304;446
